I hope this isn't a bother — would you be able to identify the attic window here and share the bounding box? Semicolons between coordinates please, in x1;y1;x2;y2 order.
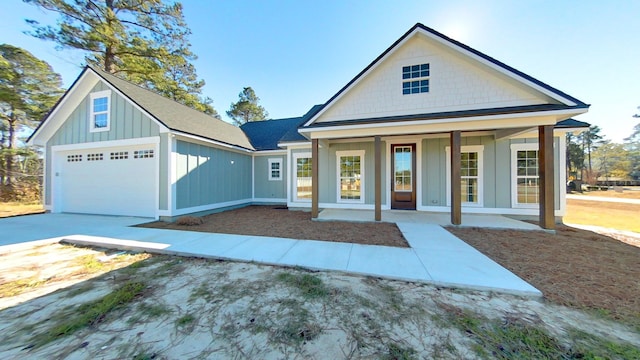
89;90;111;132
402;64;429;94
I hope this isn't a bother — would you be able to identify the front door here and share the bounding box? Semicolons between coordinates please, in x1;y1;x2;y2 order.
391;144;416;210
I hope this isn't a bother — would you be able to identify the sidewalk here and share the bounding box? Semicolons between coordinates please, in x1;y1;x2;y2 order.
61;223;541;297
1;213;542;297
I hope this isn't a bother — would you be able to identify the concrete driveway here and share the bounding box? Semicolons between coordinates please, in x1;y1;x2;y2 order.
0;213;150;246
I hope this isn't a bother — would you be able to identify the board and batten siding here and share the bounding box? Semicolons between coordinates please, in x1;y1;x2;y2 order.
44;81;162;206
254;155;287;199
421;135;561;210
175;140;252;209
48;82;160;146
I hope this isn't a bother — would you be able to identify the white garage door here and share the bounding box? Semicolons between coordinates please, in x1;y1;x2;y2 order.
56;144;157;217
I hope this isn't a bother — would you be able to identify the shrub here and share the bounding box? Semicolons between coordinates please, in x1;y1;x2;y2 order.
175;216;203;226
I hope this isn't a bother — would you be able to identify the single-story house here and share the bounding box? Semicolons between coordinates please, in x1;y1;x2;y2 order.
28;23;589;229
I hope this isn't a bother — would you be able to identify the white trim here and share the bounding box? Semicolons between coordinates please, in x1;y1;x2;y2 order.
286;148;292;204
292;152;313;202
336;150;365;204
51;136;160;152
268;158;283;181
278;142;311;148
559;135;567;216
445;145;484;207
253;149;287;155
301;109;579;136
169;136;177;212
286;201;391;210
89;90;111;133
253;198;287;203
417;205;564;216
251;156;255;199
510;143;539;208
172;131;253;153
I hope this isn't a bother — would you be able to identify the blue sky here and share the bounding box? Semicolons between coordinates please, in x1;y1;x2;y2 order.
2;0;639;142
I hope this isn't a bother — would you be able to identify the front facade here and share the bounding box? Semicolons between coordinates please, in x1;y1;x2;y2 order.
29;24;589;228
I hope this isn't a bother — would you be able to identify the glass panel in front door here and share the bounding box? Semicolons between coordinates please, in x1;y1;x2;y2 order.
394;146;412;191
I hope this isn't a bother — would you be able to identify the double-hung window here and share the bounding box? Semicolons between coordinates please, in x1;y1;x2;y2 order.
511;144;539;207
402;63;429;95
336;150;365;203
268;158;282;181
90;90;111;132
293;153;312;201
446;145;484;206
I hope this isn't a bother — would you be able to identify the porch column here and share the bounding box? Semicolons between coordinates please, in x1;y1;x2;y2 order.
311;138;319;219
374;136;382;221
538;125;555;230
450;131;462;225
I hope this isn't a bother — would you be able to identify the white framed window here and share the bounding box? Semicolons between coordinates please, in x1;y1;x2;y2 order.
67;154;82;162
511;143;539;208
268;158;282;181
402;63;429;95
336;150;365;203
446;145;484;207
87;153;103;161
293;152;312;202
110;151;128;160
89;90;111;132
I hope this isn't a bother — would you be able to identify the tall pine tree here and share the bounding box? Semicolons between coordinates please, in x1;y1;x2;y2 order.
24;0;219;117
0;44;62;198
227;87;269;126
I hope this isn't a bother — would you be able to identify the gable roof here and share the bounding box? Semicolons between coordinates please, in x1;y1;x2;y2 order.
29;66;254;151
90;67;254;150
555;118;590;129
304;23;588;127
240;105;323;150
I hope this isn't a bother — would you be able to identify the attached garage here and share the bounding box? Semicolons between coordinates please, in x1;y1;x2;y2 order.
52;142;158;218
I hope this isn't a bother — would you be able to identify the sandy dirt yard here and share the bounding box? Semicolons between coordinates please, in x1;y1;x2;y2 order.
1;242;639;359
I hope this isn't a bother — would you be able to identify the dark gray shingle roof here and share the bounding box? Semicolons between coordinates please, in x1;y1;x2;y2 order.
92;66;254;150
241;105;322;150
555;118;590;128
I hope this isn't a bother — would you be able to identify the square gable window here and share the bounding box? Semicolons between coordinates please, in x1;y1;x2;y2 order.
402;63;429;95
90;90;111;132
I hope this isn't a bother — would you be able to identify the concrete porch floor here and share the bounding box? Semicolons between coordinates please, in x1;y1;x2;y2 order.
317;208;543;230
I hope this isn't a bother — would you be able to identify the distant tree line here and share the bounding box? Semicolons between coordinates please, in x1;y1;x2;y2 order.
567;108;640;185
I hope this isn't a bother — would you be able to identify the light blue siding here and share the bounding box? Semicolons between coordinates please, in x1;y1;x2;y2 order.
254;155;287;199
48;82;160;146
175;140;252;209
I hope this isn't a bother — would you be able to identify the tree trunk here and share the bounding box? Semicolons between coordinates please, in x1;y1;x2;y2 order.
104;0;116;73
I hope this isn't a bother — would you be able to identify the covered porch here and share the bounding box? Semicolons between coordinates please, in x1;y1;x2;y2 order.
304;124;559;230
316;208;543;230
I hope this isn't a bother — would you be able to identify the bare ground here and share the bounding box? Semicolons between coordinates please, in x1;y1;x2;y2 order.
138;205;409;247
447;224;640;329
1;244;638;359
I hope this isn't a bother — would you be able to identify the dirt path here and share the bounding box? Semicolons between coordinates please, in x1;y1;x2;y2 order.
1;243;638;359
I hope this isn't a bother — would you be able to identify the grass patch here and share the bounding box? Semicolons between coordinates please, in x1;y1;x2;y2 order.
31;281;145;347
0;277;48;298
276;272;329;299
73;254;105;274
437;303;640;359
384;342;417;360
0;202;44;218
189;283;215;302
565;199;640;232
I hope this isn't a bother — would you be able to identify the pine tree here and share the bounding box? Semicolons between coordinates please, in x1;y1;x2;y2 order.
24;0;219;117
0;44;62;198
227;87;269;126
